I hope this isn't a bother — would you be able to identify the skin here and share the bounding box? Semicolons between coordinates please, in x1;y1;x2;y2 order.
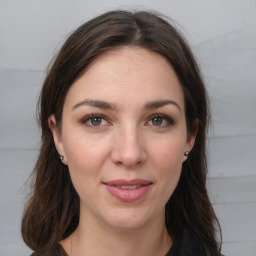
49;47;197;256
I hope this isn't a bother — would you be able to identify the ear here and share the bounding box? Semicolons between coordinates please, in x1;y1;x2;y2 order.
48;115;67;165
183;118;199;161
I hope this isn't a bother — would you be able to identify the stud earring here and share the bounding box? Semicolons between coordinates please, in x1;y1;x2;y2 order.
59;155;64;161
184;151;189;157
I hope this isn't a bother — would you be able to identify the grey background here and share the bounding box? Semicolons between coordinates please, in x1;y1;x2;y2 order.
0;1;255;255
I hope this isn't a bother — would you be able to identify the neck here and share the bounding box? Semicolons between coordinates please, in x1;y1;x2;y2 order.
71;209;172;256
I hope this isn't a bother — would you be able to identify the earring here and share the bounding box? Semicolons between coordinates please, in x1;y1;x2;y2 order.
184;151;189;157
59;155;64;161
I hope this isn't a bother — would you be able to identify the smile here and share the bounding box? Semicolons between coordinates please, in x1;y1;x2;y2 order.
116;185;142;190
103;179;153;202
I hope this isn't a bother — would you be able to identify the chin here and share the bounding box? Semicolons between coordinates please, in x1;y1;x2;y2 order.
106;218;148;231
101;207;158;231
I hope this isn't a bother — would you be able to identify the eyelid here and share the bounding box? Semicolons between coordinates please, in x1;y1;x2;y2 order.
79;113;175;128
80;114;111;127
146;113;175;127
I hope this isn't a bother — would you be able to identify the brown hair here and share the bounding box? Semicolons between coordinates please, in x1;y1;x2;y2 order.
22;10;222;255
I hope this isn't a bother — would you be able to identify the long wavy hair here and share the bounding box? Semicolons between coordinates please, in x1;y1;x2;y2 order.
22;10;222;255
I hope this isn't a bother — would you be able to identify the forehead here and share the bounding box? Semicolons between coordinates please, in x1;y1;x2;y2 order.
64;47;185;112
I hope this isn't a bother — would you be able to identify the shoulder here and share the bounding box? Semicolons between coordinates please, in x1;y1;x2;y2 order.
167;228;205;256
30;243;68;256
167;227;223;256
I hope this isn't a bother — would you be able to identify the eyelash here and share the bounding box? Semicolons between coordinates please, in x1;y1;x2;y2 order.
80;113;175;128
146;114;175;128
80;114;108;127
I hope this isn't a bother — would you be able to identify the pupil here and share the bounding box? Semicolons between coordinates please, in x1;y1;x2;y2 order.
91;117;102;126
152;117;162;126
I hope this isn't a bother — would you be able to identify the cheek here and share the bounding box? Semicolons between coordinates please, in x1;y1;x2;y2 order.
62;132;110;181
149;134;185;195
62;134;110;204
156;147;183;186
150;133;186;169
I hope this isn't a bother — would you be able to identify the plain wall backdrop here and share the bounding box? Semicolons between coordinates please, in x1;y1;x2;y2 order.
0;1;255;255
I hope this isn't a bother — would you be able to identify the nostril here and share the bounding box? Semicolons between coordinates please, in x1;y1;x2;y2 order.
110;130;147;167
110;148;147;167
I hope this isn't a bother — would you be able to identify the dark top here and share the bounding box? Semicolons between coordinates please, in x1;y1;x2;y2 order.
31;228;212;256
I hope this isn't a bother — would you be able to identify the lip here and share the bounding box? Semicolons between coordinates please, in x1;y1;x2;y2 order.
103;179;153;202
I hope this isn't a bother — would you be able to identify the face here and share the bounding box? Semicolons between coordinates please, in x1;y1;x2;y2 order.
49;47;196;231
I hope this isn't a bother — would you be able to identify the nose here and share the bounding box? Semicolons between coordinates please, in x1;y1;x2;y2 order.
110;125;147;168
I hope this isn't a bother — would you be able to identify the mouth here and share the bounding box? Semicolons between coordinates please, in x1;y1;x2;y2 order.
115;184;143;190
103;179;153;202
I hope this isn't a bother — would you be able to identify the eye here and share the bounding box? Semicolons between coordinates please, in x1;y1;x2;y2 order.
146;114;175;128
151;116;164;126
80;114;109;127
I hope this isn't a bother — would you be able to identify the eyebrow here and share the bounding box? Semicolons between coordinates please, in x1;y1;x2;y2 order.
72;99;181;113
143;100;181;113
72;99;116;110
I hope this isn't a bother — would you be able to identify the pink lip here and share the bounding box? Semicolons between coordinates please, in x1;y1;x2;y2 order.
103;179;153;202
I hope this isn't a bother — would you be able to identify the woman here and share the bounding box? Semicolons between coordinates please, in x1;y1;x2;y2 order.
22;10;223;256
